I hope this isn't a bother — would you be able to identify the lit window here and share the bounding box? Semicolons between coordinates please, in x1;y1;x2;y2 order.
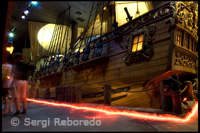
132;34;143;52
189;37;192;51
176;29;183;46
193;41;196;52
184;33;189;49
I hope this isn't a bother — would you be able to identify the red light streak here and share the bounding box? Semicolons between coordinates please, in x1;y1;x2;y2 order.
26;98;198;123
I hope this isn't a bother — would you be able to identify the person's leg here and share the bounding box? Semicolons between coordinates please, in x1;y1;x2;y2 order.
2;99;8;114
2;89;9;114
11;80;21;116
9;98;14;113
21;80;28;114
21;98;27;114
14;98;20;111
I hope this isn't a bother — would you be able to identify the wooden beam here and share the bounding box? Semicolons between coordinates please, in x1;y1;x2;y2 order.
104;84;112;105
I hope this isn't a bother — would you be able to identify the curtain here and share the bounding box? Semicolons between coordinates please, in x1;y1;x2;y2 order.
116;2;151;27
84;8;110;38
28;21;73;64
22;48;32;63
28;21;47;64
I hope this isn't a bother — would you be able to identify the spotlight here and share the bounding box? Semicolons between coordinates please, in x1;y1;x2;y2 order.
9;32;14;38
24;9;29;15
21;14;26;19
31;1;38;5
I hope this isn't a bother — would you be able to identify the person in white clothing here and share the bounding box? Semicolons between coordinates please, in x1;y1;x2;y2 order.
2;56;14;115
11;53;29;116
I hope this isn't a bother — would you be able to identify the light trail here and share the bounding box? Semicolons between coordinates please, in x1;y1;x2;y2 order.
26;98;198;123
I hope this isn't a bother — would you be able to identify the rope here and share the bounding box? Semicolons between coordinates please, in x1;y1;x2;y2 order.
64;7;71;57
181;85;188;93
88;2;101;47
111;85;160;93
192;82;196;87
168;77;182;84
99;1;104;41
57;10;66;57
77;1;95;52
49;21;60;63
42;19;58;67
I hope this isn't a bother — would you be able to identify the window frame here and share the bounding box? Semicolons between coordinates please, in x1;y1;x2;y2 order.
131;33;145;53
175;28;184;47
128;31;146;54
175;27;197;53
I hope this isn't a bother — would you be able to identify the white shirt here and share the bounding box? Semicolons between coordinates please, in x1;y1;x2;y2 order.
2;63;13;88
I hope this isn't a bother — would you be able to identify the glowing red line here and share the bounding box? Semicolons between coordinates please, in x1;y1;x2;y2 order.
26;98;198;123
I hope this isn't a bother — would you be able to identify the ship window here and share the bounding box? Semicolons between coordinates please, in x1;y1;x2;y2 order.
176;29;183;46
193;40;196;52
175;28;197;53
132;34;143;52
189;36;192;51
184;33;189;49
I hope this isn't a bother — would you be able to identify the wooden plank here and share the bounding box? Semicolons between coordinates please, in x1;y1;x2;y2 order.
153;39;171;48
154;26;170;36
104;84;112;105
154;45;169;53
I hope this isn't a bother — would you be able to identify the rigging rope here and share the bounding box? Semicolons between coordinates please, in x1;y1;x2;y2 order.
42;18;59;69
64;7;71;58
88;2;101;47
181;85;188;94
99;2;105;41
77;1;95;53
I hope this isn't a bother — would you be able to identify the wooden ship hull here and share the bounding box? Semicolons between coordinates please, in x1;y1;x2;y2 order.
33;1;198;109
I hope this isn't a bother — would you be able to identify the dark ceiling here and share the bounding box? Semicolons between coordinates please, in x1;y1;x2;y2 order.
10;1;163;53
10;1;109;52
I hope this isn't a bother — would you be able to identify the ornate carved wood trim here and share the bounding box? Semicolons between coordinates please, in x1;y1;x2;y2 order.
174;45;197;72
167;1;198;41
174;51;196;71
124;24;156;65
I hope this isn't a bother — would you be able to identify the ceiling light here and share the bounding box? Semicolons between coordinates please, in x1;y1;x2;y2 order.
21;14;26;19
9;32;14;38
24;9;29;15
31;1;38;5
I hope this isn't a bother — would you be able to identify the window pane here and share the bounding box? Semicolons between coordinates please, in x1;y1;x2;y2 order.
178;30;180;35
194;43;196;52
180;42;182;46
191;40;193;51
133;36;138;44
190;38;192;50
137;42;143;51
178;41;181;46
139;34;143;42
132;44;137;52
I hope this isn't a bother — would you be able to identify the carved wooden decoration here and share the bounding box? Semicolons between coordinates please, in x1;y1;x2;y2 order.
166;1;198;41
124;24;156;65
174;1;198;41
175;51;196;70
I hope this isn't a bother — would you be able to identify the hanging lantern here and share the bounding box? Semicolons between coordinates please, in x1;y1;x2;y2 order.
6;37;14;54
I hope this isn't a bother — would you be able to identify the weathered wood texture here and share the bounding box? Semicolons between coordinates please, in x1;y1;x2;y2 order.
38;18;173;108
